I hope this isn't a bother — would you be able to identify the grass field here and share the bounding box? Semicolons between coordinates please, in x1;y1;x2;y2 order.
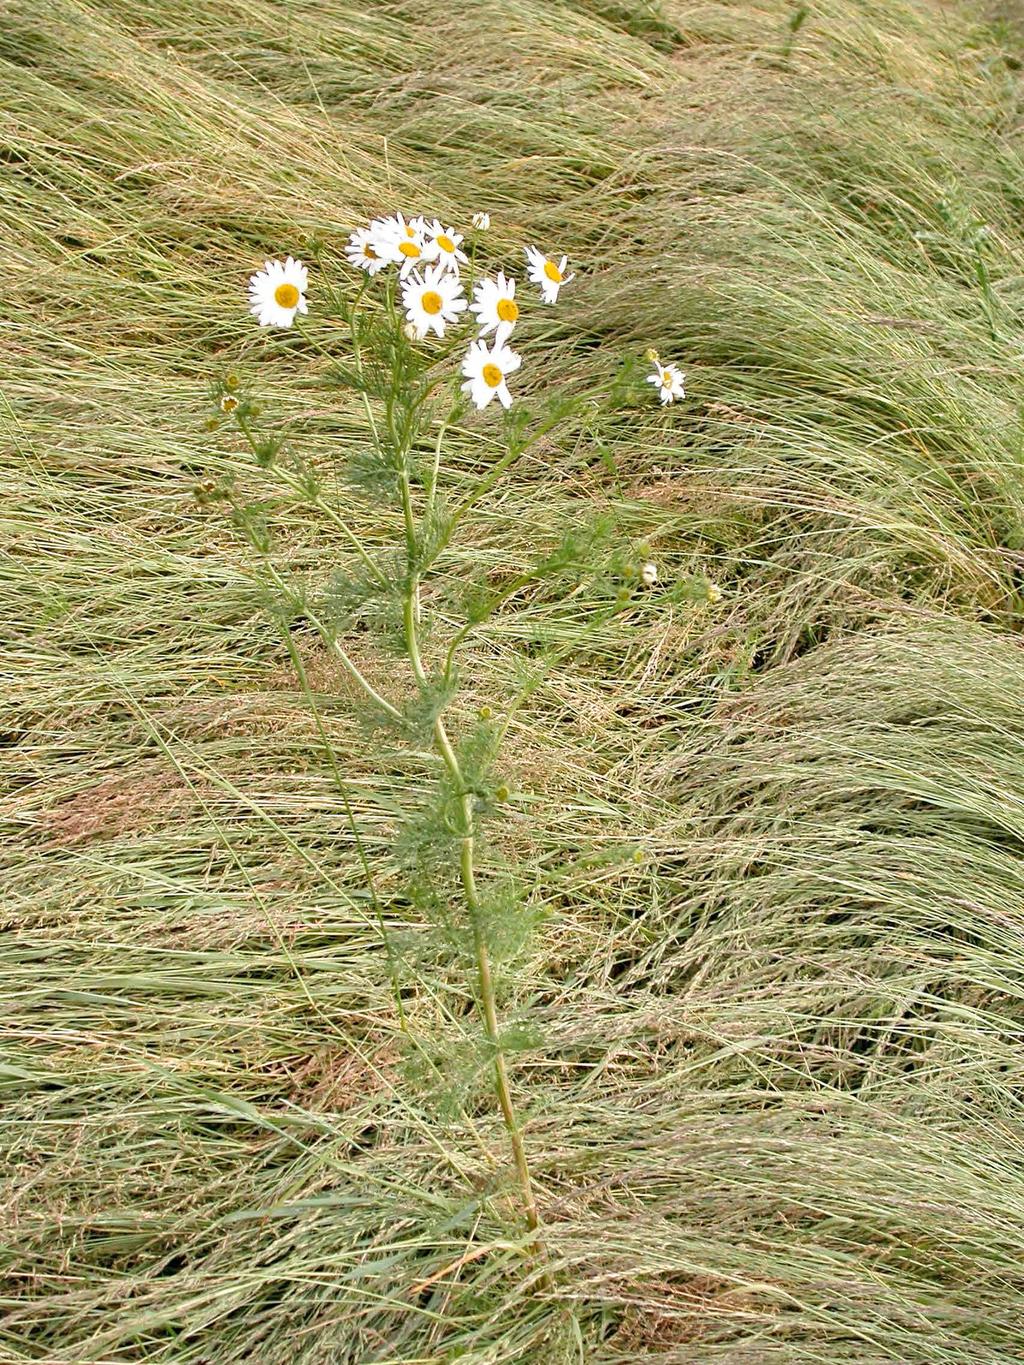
5;0;1024;1360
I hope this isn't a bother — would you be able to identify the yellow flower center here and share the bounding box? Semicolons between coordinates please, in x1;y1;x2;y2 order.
543;260;563;283
220;395;239;412
421;290;443;315
274;282;300;308
399;241;421;258
481;363;503;388
404;223;417;237
662;371;673;385
496;298;519;324
437;234;455;253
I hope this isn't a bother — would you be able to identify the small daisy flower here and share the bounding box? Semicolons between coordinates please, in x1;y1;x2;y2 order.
646;356;685;405
220;394;239;414
470;272;520;345
471;211;491;231
247;256;308;328
345;226;389;276
641;561;658;587
461;338;521;410
525;245;575;304
422;219;468;276
372;212;437;277
372;211;417;244
402;265;467;339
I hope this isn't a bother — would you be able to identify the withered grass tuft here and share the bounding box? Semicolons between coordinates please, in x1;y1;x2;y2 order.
4;0;1024;1359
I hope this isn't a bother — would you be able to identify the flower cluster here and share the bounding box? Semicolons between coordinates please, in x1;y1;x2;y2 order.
343;211;575;411
247;216;686;412
247;211;573;411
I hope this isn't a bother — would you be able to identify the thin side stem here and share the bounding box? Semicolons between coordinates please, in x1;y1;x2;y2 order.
235;410;387;589
261;560;403;722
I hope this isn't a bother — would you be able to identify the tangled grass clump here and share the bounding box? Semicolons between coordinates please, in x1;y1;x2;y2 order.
4;0;1024;1360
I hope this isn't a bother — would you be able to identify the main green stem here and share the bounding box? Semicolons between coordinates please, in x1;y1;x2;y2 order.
398;471;545;1260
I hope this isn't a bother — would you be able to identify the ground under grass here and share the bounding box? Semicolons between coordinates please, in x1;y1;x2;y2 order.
4;0;1024;1360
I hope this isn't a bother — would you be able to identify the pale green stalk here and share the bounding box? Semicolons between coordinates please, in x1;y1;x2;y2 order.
392;396;546;1264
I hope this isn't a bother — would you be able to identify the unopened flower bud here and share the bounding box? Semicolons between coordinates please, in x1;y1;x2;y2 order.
203;417;220;432
478;705;492;720
706;582;722;604
644;347;659;363
641;561;658;587
495;784;510;803
632;848;646;864
224;373;240;391
471;212;491;231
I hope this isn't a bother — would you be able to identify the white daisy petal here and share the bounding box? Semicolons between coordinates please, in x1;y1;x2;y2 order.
247;255;309;328
525;245;575;304
371;212;437;276
648;358;685;405
461;337;522;410
469;271;520;345
421;219;469;277
401;264;467;340
345;225;390;275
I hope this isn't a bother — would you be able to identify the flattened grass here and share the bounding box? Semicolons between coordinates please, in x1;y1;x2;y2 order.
4;0;1024;1360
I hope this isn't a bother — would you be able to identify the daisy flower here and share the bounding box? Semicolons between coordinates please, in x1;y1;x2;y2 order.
646;356;685;405
471;211;491;231
461;338;521;410
345;226;389;276
248;256;308;328
421;219;468;276
372;212;437;277
470;272;520;345
372;211;418;244
402;264;467;339
525;245;575;304
641;561;658;587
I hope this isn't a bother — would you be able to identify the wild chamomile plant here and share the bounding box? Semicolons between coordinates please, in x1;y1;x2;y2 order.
204;210;689;1273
